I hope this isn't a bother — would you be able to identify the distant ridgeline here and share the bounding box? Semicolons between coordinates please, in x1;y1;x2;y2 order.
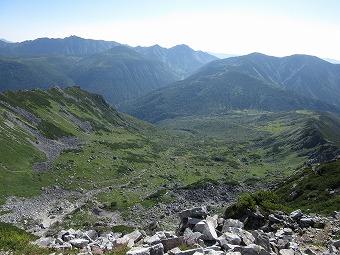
0;36;217;106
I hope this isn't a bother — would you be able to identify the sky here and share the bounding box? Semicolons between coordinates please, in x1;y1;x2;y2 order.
1;0;340;60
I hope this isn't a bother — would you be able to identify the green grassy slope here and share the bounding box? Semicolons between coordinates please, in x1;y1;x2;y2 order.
273;158;340;214
0;87;339;222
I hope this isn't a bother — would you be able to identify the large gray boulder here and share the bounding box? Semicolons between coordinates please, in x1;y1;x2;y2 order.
183;228;203;245
193;220;218;241
289;210;303;220
251;230;271;252
69;238;89;249
161;237;184;252
223;219;244;230
217;232;242;246
179;207;208;219
227;227;255;246
299;218;314;228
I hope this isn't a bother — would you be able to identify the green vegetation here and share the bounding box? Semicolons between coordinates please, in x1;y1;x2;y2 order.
1;87;339;210
0;222;48;255
225;158;340;219
0;86;339;248
224;190;290;219
274;159;340;214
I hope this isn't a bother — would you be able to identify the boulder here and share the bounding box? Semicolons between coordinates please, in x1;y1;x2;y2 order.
179;207;208;219
228;227;255;246
161;237;184;252
69;238;89;249
251;230;271;252
34;237;55;248
206;215;218;229
86;229;98;241
62;234;75;242
127;247;152;255
204;249;224;255
233;243;271;255
127;229;143;245
188;217;203;225
217;232;242;246
330;211;340;220
54;243;73;250
145;234;161;245
223;219;244;230
268;214;282;224
289;210;303;220
193;220;218;241
183;228;203;245
116;234;131;247
278;249;295;255
303;248;317;255
150;243;165;255
333;239;340;248
299;218;314;228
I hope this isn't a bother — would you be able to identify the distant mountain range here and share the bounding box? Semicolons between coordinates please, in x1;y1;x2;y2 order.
1;36;340;117
135;44;217;77
197;53;340;106
0;36;217;77
0;36;218;105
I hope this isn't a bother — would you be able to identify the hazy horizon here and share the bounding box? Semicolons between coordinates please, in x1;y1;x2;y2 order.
1;0;340;60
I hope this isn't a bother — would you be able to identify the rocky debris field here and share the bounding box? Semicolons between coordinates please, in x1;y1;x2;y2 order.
32;206;340;255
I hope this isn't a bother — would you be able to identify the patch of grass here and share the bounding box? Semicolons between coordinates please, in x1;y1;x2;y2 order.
111;225;135;235
107;245;130;255
0;222;49;255
224;190;291;219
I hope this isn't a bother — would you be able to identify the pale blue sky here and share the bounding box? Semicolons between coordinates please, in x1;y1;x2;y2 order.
1;0;340;59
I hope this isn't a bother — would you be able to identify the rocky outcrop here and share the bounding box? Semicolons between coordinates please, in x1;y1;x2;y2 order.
32;207;340;255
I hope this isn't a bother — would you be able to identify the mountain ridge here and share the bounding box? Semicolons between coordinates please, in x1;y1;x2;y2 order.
121;70;340;123
195;53;340;106
0;36;217;77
